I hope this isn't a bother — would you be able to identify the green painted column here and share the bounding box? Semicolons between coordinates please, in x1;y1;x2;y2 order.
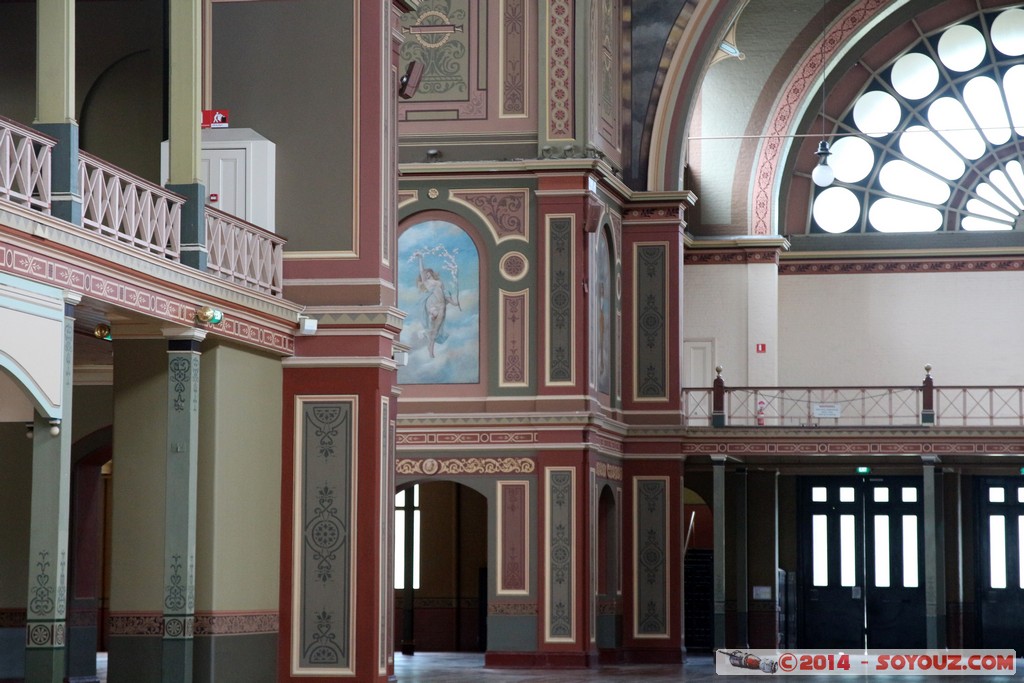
35;0;81;224
712;457;727;649
166;0;207;270
922;457;945;648
162;331;205;683
24;294;79;683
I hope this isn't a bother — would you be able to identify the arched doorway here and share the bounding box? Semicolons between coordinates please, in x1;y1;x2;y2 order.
596;484;620;653
395;481;488;653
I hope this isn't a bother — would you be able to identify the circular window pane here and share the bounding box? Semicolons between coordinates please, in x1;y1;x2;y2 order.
992;8;1024;56
928;97;986;159
1002;65;1024;134
899;126;966;180
878;160;951;204
966;197;1015;221
985;170;1024;210
937;24;986;72
853;91;901;137
830;136;875;183
813;187;861;233
869;199;943;233
891;53;939;100
963;77;1011;145
962;216;1013;231
976;182;1018;214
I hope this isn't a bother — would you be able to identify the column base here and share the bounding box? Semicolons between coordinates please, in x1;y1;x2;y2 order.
484;651;599;668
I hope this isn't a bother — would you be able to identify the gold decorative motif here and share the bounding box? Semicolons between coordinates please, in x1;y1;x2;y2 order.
396;457;535;475
428;188;439;199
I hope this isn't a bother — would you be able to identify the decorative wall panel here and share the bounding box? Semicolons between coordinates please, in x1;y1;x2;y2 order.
633;243;667;400
597;0;621;150
545;468;575;642
399;0;486;120
501;0;528;117
497;481;529;594
500;289;528;387
547;0;575;139
378;399;393;674
546;216;574;385
633;477;669;638
293;398;356;674
449;189;529;243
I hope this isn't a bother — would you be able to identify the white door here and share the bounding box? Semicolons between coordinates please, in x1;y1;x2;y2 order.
201;148;247;220
683;339;715;388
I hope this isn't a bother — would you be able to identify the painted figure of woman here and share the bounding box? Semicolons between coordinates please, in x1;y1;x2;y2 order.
418;254;459;358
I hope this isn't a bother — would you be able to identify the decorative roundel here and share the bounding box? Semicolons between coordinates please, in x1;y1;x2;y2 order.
29;624;51;646
427;188;439;199
499;252;529;281
164;618;185;638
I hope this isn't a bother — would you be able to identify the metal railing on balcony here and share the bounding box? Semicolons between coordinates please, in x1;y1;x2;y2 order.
683;377;1024;428
79;151;182;260
205;207;285;297
0;116;54;214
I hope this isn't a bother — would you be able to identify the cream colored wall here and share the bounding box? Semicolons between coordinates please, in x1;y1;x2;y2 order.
71;385;113;442
0;423;32;608
196;344;281;611
109;339;167;612
684;261;780;386
779;271;1024;385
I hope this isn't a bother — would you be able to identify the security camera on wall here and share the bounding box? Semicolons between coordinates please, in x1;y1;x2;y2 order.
399;61;423;100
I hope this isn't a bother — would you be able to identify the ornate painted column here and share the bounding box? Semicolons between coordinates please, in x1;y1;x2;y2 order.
161;329;205;683
165;0;207;270
35;0;81;224
24;292;79;683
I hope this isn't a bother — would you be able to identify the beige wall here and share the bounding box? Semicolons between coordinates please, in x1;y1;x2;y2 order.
684;261;780;386
196;343;282;611
109;339;167;611
779;270;1024;386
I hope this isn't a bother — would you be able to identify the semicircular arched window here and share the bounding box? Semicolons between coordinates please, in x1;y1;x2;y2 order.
807;7;1024;234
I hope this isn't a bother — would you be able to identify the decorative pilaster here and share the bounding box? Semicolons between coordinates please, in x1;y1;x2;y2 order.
35;0;81;224
162;329;205;683
24;293;79;683
166;0;207;270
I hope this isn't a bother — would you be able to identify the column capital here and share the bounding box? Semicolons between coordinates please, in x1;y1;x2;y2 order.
162;326;207;343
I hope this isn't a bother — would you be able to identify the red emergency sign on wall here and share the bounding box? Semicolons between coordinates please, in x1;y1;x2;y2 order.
202;110;230;129
756;343;767;353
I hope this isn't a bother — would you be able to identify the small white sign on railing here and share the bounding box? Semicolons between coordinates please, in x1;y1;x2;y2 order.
812;402;842;418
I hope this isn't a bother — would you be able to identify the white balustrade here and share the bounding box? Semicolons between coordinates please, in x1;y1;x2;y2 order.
0;116;54;214
205;207;284;297
79;151;182;260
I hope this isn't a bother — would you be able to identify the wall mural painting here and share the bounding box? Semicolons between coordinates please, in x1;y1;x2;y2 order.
595;229;612;395
398;220;480;384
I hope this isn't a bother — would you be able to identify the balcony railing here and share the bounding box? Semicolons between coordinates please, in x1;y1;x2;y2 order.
205;207;285;297
683;381;1024;428
79;151;183;260
0;116;54;214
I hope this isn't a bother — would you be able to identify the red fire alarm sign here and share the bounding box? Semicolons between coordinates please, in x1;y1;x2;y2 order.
202;110;230;129
756;343;767;353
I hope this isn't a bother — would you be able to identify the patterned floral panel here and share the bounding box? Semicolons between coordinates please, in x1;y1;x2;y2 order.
634;478;668;637
546;468;574;642
547;217;574;384
634;244;667;400
298;400;354;672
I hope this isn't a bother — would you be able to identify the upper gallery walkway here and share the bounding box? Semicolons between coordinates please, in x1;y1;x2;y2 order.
0;114;285;299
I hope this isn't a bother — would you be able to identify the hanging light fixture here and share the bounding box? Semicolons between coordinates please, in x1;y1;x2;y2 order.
812;0;834;188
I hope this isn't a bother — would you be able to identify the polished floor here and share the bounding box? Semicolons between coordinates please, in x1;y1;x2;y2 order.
95;651;1024;681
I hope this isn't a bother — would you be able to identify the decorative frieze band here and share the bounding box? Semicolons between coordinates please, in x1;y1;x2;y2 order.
0;240;293;355
595;461;622;481
780;257;1024;275
397;431;537;446
107;612;279;636
396;456;535;476
489;601;538;616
